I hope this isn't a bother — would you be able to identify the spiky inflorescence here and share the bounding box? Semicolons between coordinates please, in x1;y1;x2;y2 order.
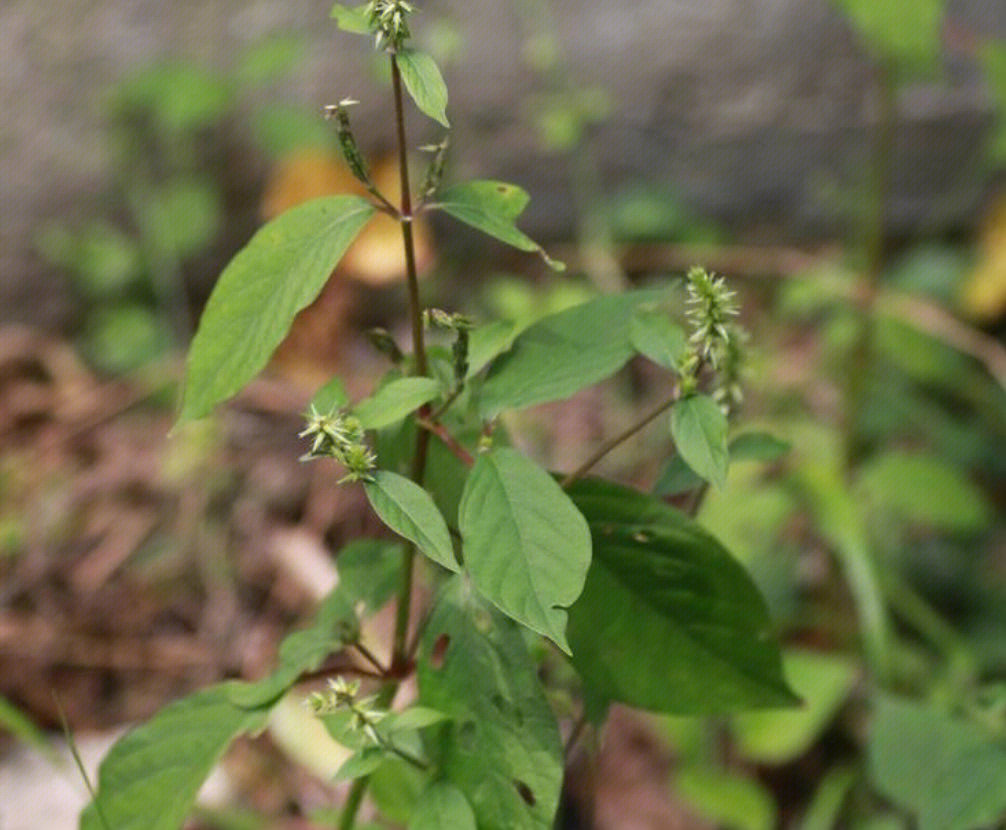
365;0;416;51
299;406;376;482
685;266;739;368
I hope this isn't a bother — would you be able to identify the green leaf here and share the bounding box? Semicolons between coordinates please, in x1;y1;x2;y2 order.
856;450;992;534
831;0;944;78
353;376;441;430
567;478;797;714
466;320;518;378
380;706;448;735
334;747;386;782
228;587;357;708
310;376;349;413
671;393;729;489
673;766;777;830
365;471;459;572
418;577;564;829
731;650;858;763
396;50;449;128
80;684;271;830
653;453;703;496
630;308;688;369
729;431;792;463
336;539;402;611
801;765;857;830
479;288;666;417
0;694;49;753
329;2;370;33
435;181;564;271
178;195;374;423
409;781;478;830
459;448;591;653
370;759;427;824
869;695;1006;830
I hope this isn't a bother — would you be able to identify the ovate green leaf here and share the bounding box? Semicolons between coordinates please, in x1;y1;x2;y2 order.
80;684;271;830
354;376;442;429
310;375;349;413
567;478;797;714
459;448;591;653
869;695;1006;830
630;308;688;369
479;288;666;417
228;587;357;708
409;781;477;830
365;471;459;572
418;577;564;829
435;181;564;271
671;393;729;489
334;747;386;782
396;50;449;127
179;195;374;422
329;3;370;33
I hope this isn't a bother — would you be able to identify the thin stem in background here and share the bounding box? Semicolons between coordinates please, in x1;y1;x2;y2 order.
561;388;680;489
844;61;895;469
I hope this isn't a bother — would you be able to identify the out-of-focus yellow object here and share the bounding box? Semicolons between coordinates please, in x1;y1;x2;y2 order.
961;191;1006;321
261;148;432;284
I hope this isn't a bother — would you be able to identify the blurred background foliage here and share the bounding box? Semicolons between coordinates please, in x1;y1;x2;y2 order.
1;0;1004;828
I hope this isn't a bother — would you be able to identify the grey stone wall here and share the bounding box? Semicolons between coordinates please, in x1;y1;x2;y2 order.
1;0;1002;326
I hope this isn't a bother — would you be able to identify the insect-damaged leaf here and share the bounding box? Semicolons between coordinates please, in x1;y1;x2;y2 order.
418;577;563;829
567;478;797;715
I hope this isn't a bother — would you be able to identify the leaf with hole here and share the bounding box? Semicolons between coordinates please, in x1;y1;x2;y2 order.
80;684;271;830
434;180;564;271
567;478;797;714
178;195;374;423
671;393;729;489
353;376;442;429
396;50;449;128
479;288;666;417
460;448;591;652
365;471;459;572
417;577;563;829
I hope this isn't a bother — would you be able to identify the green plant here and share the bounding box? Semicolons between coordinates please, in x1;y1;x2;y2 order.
80;5;798;828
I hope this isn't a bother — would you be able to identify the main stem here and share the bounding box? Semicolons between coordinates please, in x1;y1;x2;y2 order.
339;52;431;830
